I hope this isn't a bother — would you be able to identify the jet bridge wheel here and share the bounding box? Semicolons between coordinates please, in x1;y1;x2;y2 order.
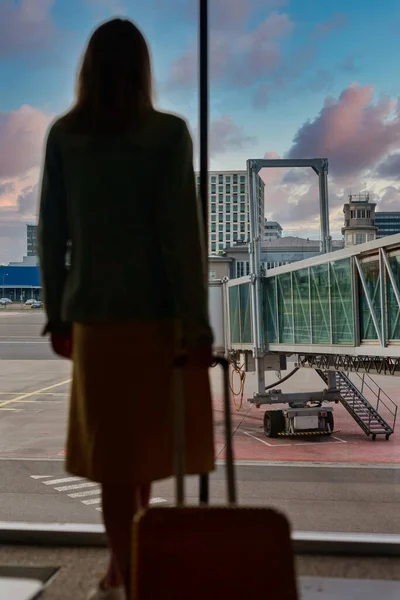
264;410;285;438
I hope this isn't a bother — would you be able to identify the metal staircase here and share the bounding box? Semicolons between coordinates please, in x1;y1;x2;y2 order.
316;370;396;440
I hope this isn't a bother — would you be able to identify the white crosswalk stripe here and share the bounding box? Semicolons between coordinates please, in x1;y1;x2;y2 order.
30;475;167;512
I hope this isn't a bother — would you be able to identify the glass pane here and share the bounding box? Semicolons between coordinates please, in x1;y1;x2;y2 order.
293;269;311;343
277;273;293;343
310;265;330;344
330;259;354;345
388;255;400;340
239;283;252;344
229;286;240;343
263;277;278;343
359;260;381;340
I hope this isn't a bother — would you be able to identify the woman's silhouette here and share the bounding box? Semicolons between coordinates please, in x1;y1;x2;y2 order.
38;18;214;600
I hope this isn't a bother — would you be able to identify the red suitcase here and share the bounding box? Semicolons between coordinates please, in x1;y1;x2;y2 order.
130;357;298;600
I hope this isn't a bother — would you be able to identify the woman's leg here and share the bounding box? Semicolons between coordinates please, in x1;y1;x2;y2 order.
101;483;152;591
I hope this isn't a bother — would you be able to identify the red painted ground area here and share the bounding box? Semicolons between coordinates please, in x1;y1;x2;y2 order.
211;367;400;464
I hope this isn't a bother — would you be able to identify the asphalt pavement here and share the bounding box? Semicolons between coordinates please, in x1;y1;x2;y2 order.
0;310;398;534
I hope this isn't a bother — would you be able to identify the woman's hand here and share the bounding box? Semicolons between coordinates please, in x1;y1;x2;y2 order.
51;331;73;360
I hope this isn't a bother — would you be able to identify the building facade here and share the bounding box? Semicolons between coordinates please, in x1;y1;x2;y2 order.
27;224;38;257
197;171;265;255
342;193;377;247
221;237;344;279
375;212;400;238
264;219;282;241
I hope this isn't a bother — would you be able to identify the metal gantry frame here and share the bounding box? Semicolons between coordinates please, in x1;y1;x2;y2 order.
247;158;331;394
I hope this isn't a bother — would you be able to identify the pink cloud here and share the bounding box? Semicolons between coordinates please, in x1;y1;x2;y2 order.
166;12;293;90
0;0;57;57
208;116;256;155
288;84;400;179
0;105;52;179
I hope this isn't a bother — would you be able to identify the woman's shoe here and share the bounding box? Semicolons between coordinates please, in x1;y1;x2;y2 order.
87;584;126;600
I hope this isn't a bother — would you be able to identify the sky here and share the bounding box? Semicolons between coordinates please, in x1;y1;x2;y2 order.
1;0;400;263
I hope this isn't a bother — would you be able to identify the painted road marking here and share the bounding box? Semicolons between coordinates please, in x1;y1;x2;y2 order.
55;482;98;492
31;475;167;512
82;498;101;505
69;489;101;498
0;379;71;409
44;477;81;486
244;431;348;448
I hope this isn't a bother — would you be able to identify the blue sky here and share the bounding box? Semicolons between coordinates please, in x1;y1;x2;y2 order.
1;0;400;262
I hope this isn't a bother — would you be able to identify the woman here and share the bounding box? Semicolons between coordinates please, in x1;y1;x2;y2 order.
38;18;214;600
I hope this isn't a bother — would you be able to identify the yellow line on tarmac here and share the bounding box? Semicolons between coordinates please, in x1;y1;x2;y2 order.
0;380;72;409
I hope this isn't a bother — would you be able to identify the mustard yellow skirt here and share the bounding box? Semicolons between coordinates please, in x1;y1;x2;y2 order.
66;320;215;484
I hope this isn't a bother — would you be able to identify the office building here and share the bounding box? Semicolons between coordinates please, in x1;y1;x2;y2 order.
342;192;377;247
197;171;265;255
264;219;282;241
375;212;400;238
27;224;38;257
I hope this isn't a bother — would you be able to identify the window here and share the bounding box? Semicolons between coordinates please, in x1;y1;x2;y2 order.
218;186;223;193
226;204;231;213
219;194;224;203
7;0;398;567
209;270;216;280
355;233;365;244
226;215;231;222
226;224;231;232
226;234;231;240
233;185;238;193
219;233;223;242
240;204;246;213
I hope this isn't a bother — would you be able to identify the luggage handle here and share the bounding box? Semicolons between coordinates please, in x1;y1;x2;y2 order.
173;355;236;507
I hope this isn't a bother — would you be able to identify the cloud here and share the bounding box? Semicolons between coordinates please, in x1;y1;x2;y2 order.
209;116;256;155
377;186;400;209
165;11;293;90
0;0;57;58
287;84;400;179
17;183;39;218
375;153;400;180
0;105;52;179
311;12;348;41
0;182;16;198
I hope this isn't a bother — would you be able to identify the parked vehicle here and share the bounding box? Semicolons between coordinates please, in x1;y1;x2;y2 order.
25;299;35;306
0;298;12;306
31;301;43;309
